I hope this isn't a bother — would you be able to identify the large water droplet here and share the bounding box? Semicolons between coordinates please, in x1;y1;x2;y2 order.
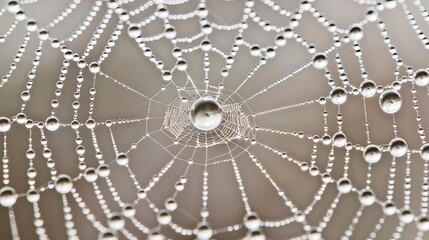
0;117;11;132
127;24;141;38
359;189;375;206
190;97;222;131
421;144;429;161
196;222;213;240
312;53;328;69
389;138;408;157
415;69;429;86
399;208;414;223
157;209;172;225
348;24;363;41
98;229;118;240
330;87;348;105
122;203;136;218
54;174;73;194
26;189;40;203
107;212;125;230
45;116;60;131
363;144;382;164
116;153;129;166
332;132;347;147
337;178;352;194
379;90;402;114
84;168;98;182
417;217;429;232
360;80;377;98
0;186;17;207
243;212;261;231
165;198;177;211
382;200;396;215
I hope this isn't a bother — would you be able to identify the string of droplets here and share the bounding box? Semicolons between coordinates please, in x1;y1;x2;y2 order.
0;0;428;240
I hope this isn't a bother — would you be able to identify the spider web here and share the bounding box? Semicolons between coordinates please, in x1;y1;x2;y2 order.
0;0;429;239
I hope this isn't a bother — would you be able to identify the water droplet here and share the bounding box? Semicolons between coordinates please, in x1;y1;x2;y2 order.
359;189;375;206
164;25;176;39
379;90;402;114
106;0;119;9
107;212;125;230
128;24;141;39
247;230;266;240
175;181;184;191
243;212;261;231
417;217;429;232
16;113;26;124
415;69;429;86
71;120;80;130
162;71;172;81
21;91;30;101
399;208;414;223
118;10;130;21
200;208;209;218
45;116;60;131
116;153;129;166
165;198;177;211
122;203;136;218
348;25;363;41
312;53;328;69
382;200;396;215
365;7;378;22
86;118;96;129
26;148;35;159
389;138;407;157
332;132;347;147
190;97;222;131
6;0;20;14
360;80;377;98
307;228;321;240
337;178;352;194
157;210;172;225
89;62;100;74
54;174;73;194
0;186;17;207
84;168;98;182
14;9;26;21
0;117;11;132
97;164;110;177
27;167;36;178
294;211;305;222
275;34;286;46
384;0;397;9
137;189;147;199
197;5;208;18
196;222;213;240
148;229;165;240
157;4;169;19
420;144;429;161
176;60;187;72
26;19;38;32
98;229;118;240
330;87;348;105
322;172;332;183
250;45;261;57
26;189;40;203
38;28;49;41
363;144;382;164
321;134;331;145
200;39;212;51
